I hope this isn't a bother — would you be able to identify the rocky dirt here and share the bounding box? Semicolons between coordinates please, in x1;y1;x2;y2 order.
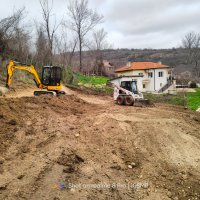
0;87;200;200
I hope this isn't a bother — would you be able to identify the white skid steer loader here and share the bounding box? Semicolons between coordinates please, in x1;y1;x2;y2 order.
110;76;150;106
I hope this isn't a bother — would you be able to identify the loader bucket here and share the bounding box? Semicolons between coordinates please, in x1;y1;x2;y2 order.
134;99;153;107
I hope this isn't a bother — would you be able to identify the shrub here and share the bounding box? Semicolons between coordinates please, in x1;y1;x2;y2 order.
190;82;197;88
63;67;74;84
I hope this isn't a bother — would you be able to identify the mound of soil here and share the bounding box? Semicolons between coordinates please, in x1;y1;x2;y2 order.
0;91;200;200
0;86;8;96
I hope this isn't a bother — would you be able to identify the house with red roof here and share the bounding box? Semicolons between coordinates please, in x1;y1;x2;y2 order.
115;62;174;92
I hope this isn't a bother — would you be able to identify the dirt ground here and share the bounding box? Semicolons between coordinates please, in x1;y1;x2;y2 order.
0;86;200;200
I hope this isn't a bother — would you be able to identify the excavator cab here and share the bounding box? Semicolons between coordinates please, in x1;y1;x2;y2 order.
42;66;62;86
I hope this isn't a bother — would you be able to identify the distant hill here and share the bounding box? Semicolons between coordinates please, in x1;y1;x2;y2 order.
72;48;195;76
103;48;189;72
1;48;197;83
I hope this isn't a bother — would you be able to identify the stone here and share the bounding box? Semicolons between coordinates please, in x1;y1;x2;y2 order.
128;165;133;169
63;165;75;173
0;157;5;164
8;119;17;125
167;191;172;198
161;173;167;177
53;197;60;200
110;164;121;170
131;162;136;167
70;188;76;193
17;174;25;179
0;183;7;190
182;174;188;180
142;183;149;189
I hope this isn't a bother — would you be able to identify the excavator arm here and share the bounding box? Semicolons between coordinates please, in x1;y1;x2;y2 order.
6;60;44;89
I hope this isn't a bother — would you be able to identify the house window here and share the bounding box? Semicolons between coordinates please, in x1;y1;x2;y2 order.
158;72;163;77
143;84;146;89
139;73;143;76
148;72;153;78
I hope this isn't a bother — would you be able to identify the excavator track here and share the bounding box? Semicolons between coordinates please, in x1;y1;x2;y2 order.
34;90;66;97
34;91;54;96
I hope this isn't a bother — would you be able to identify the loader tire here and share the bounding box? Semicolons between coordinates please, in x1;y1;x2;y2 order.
125;96;134;106
117;95;125;105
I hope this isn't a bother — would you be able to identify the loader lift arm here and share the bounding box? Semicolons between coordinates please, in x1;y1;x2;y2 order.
6;60;43;89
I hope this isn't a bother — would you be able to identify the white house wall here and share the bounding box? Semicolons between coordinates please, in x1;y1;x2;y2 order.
154;69;168;91
110;77;143;92
117;70;145;77
116;68;170;92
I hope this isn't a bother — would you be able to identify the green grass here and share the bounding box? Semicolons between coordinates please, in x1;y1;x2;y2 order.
144;89;200;110
187;88;200;110
74;73;109;85
144;93;185;105
167;94;187;107
67;72;112;95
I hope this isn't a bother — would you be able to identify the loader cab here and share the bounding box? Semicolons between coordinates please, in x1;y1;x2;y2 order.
42;66;62;86
120;81;138;94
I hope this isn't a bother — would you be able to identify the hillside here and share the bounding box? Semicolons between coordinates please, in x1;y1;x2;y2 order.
72;48;195;76
0;48;197;84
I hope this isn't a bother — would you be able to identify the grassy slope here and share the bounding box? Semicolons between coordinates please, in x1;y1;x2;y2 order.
144;93;185;106
73;73;200;110
74;73;109;85
144;89;200;111
72;73;112;95
187;88;200;110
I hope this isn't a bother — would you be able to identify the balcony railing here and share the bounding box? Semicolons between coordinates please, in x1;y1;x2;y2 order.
158;80;173;93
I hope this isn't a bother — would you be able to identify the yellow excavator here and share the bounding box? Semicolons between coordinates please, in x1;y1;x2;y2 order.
6;60;65;96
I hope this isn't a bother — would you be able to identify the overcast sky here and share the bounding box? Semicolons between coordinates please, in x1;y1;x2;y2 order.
1;0;200;49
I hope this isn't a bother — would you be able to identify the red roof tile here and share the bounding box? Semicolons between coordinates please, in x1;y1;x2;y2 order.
115;62;169;72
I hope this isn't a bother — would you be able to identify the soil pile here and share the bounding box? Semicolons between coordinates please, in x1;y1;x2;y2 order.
0;92;200;200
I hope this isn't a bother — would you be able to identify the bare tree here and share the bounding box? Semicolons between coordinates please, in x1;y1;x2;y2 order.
92;28;107;75
0;7;25;39
54;30;78;67
92;28;108;50
67;0;103;71
34;25;49;68
67;37;78;67
0;7;33;84
0;7;26;60
86;28;111;75
40;0;61;65
182;32;200;78
10;26;30;62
